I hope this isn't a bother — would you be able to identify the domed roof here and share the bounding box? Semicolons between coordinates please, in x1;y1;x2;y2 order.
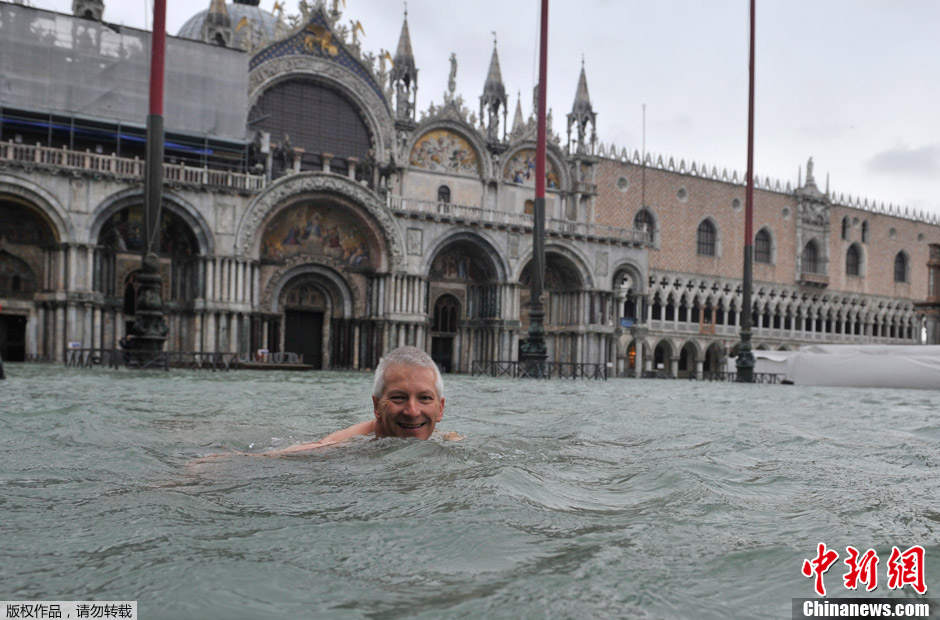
177;3;280;50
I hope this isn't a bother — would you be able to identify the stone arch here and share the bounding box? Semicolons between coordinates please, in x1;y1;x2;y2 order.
704;341;725;374
515;242;594;289
89;188;214;256
266;263;355;317
609;259;647;294
0;174;72;243
680;338;704;360
652;338;676;376
0;250;39;295
248;56;394;164
423;229;508;283
237;172;401;271
407;121;490;178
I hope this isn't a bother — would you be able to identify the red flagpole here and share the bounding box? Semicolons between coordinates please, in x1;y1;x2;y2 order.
130;0;169;353
521;0;550;375
736;0;756;382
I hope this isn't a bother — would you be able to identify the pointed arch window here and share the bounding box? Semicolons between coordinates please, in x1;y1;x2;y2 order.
841;217;850;240
697;220;716;256
634;208;656;245
803;241;820;274
894;252;908;283
846;244;861;276
634;209;653;232
754;229;771;264
861;220;870;243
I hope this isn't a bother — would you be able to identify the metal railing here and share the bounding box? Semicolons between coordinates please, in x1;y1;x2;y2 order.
0;141;266;192
471;360;608;380
699;371;785;384
65;348;239;371
387;195;650;245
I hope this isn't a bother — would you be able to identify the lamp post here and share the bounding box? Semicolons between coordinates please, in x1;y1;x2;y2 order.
129;0;168;353
520;0;549;377
735;0;756;382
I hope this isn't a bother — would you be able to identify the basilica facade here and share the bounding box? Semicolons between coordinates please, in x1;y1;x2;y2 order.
0;0;937;377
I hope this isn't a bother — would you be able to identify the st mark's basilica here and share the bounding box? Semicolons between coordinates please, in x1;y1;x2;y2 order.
1;0;938;377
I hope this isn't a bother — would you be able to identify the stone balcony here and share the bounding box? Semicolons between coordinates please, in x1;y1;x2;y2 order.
0;140;266;193
386;195;650;247
799;271;829;287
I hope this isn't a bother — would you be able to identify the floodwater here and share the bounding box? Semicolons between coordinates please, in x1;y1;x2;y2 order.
1;365;938;619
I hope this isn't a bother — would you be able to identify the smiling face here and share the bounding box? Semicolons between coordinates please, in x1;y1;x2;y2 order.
372;364;444;440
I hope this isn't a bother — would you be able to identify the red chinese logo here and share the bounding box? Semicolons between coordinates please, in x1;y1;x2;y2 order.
803;543;927;596
802;542;840;596
887;545;926;594
843;546;879;592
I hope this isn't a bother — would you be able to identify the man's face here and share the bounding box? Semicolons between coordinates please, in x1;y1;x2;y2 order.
372;364;444;440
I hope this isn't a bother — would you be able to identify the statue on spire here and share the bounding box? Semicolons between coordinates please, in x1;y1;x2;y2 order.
480;36;508;143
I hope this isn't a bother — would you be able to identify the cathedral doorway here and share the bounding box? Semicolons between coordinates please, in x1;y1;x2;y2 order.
281;280;329;369
0;314;27;361
284;310;324;369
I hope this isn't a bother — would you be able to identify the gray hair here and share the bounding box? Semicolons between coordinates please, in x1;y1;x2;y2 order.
372;346;444;399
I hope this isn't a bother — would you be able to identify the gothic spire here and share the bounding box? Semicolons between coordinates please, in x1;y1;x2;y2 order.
480;37;508;142
511;91;525;136
390;13;418;89
567;61;597;154
390;10;418;122
204;0;233;47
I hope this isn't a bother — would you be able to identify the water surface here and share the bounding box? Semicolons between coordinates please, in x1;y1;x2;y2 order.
1;365;938;618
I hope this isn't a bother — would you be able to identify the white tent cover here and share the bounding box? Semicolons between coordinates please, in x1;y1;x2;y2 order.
786;345;940;390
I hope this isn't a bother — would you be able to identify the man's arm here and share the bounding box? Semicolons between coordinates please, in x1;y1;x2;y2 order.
261;420;376;455
189;420;376;466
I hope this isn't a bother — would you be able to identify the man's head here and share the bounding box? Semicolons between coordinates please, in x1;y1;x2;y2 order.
372;346;445;440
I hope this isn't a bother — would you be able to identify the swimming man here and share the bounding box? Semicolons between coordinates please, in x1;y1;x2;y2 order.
195;346;453;462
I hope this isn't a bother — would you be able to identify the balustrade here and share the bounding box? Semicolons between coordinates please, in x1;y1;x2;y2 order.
1;141;265;191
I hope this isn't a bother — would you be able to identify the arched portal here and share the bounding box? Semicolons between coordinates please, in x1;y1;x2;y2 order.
257;189;390;369
678;341;699;379
705;342;725;375
427;235;502;372
653;340;675;378
95;205;201;349
519;250;588;364
280;277;330;369
0;197;58;360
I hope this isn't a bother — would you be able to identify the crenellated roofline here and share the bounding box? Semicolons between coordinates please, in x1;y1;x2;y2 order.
595;143;940;226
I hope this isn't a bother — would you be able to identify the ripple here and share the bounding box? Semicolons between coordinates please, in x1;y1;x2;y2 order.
3;365;940;616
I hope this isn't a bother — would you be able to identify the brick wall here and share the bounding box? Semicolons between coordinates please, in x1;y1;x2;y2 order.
594;157;939;303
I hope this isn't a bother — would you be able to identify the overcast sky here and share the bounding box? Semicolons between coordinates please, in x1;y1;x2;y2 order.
30;0;940;218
